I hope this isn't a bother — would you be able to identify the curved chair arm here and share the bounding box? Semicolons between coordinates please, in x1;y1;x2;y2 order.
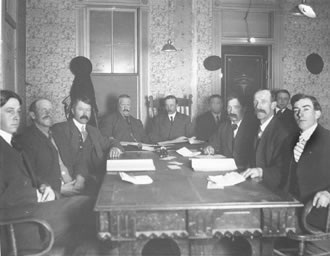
0;217;54;256
285;200;330;256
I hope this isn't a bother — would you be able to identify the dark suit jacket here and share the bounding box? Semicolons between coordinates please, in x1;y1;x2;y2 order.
149;112;194;143
276;108;298;135
252;117;290;189
17;125;62;194
0;137;38;208
209;113;258;170
195;111;226;141
52;119;122;177
0;136;94;253
100;112;149;143
286;125;330;230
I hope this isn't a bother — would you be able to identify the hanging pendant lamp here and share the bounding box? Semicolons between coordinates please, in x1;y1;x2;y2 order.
161;39;177;52
291;0;316;18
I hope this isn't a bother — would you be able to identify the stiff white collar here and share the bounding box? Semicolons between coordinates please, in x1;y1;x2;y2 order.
300;123;318;141
73;118;86;132
0;129;13;145
260;115;274;132
168;112;177;121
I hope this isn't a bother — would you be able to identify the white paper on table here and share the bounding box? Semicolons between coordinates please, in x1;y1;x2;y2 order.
207;172;245;188
159;156;176;161
207;181;224;189
188;136;205;145
168;161;183;165
176;147;201;157
107;159;155;172
191;158;237;172
167;165;181;170
119;172;153;185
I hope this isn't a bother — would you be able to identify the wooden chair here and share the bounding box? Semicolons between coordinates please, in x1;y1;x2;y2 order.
0;214;54;256
147;95;193;120
274;200;330;256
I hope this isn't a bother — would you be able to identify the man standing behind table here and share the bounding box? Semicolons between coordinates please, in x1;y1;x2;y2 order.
17;98;88;197
275;89;298;135
242;89;290;189
287;95;330;244
0;90;93;255
149;95;194;143
100;94;149;144
52;96;123;192
195;94;226;142
204;94;258;170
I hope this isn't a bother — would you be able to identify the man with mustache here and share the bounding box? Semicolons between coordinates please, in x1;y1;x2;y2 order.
0;90;94;254
52;96;123;193
203;94;258;169
18;98;87;196
100;94;149;144
195;94;226;142
242;89;290;189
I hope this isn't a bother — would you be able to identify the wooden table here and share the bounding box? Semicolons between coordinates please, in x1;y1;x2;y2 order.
95;151;302;256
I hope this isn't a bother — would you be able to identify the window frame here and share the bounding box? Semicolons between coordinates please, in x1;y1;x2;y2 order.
85;6;138;74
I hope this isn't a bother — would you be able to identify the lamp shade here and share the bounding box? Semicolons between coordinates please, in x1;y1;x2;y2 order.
161;39;177;52
298;3;316;18
291;5;304;16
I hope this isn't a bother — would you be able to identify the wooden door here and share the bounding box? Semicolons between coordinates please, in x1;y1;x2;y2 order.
222;46;269;110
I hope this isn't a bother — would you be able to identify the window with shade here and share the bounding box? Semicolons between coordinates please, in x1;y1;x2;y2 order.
87;8;137;74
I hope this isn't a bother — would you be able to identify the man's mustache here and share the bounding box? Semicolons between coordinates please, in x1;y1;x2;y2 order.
80;115;89;120
123;109;129;112
42;115;51;120
255;109;266;114
228;113;237;118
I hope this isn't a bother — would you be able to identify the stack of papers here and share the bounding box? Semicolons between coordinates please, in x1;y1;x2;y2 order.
207;172;245;189
107;159;155;172
191;158;237;172
119;172;153;185
176;147;201;157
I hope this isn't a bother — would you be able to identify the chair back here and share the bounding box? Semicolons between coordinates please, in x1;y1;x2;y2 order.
0;216;54;256
147;95;193;120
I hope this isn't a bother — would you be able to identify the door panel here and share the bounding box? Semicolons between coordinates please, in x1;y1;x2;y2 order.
222;46;269;110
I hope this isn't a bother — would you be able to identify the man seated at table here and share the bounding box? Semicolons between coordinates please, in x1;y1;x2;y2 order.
0;90;93;255
149;95;194;143
242;89;290;189
287;95;330;246
52;96;123;192
100;94;149;145
17;98;88;197
203;94;258;170
195;94;225;142
275;89;298;135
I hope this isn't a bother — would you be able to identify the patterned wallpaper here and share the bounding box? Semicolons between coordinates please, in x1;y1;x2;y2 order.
25;0;330;127
282;0;330;128
26;0;76;123
149;0;213;117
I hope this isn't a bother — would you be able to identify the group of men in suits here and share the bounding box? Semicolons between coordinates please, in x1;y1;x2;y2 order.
0;90;123;254
100;94;194;145
1;86;330;253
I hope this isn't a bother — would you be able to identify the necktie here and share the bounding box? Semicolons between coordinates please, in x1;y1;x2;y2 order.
11;137;22;152
231;123;238;138
294;136;306;162
257;126;263;139
168;116;174;139
216;115;221;126
48;130;53;140
81;126;88;142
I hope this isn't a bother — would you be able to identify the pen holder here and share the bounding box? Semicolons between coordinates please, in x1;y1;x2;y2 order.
159;147;168;158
